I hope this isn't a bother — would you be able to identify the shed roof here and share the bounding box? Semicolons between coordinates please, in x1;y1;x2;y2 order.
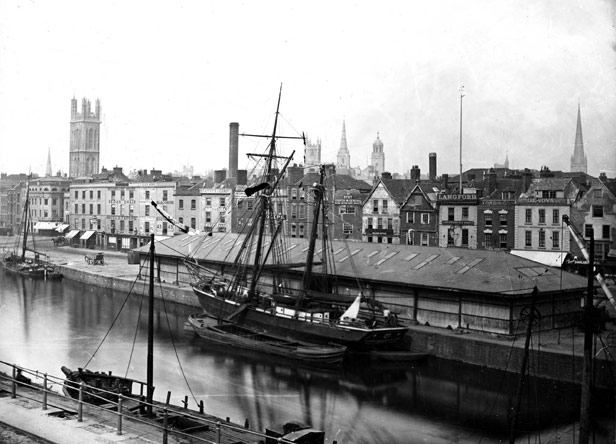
141;233;588;296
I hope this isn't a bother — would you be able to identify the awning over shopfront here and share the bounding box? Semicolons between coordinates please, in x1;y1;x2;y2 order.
64;230;80;239
34;222;60;230
80;230;95;240
510;250;569;268
55;224;70;232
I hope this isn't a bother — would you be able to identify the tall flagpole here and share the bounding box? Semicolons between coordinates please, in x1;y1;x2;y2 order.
459;85;465;194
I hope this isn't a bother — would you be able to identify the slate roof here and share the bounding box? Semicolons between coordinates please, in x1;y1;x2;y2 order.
141;232;587;297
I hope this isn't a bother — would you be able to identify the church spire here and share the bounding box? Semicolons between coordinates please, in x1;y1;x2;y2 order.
336;120;351;169
46;148;52;177
570;103;587;174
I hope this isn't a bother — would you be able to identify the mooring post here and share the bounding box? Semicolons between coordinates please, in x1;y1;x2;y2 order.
162;408;168;444
216;420;221;444
11;366;16;398
166;390;171;405
117;395;123;435
244;418;249;428
199;400;204;414
78;383;84;422
183;395;188;409
42;373;48;410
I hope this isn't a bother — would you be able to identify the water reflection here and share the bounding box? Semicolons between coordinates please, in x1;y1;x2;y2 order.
0;270;604;443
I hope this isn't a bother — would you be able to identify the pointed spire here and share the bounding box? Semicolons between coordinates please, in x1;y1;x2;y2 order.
337;120;351;169
570;102;587;173
340;120;348;152
46;148;52;177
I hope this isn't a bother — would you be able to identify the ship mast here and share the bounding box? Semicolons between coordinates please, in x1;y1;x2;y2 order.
20;180;31;262
300;164;326;295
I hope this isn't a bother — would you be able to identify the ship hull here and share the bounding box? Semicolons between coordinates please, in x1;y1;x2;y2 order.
192;285;408;350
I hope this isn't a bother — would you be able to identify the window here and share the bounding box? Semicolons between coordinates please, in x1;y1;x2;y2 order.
120;190;125;199
299;224;305;238
247;200;253;210
97;190;101;199
373;200;379;214
145;190;150;199
525;230;532;247
81;218;85;229
191;218;196;229
110;220;115;233
82;204;86;213
299;188;305;200
343;223;353;236
162;222;167;234
220;216;225;224
89;204;93;215
538;209;545;224
179;199;184;210
525;209;532;224
111;190;116;198
205;212;211;223
291;204;297;218
462;207;469;220
461;228;469;246
592;206;604;218
340;205;356;214
552;209;559;224
82;191;86;199
111;205;116;215
377;218;383;229
129;205;133;216
484;233;492;246
485;214;492;226
291;223;297;237
145;206;150;216
120;220;125;232
129;190;134;199
585;224;593;238
206;197;211;206
74;190;78;199
603;225;611;240
144;222;150;233
89;190;93;199
163;191;168;201
499;233;507;248
97;204;101;214
191;199;196;210
421;213;430;224
539;230;545;248
500;214;507;226
406;212;414;224
291;188;297;200
541;190;556;198
552;231;560;248
299;204;306;219
219;197;225;207
129;221;133;232
74;203;78;214
178;217;183;224
367;218;373;229
382;200;388;213
387;218;393;229
447;229;455;246
448;207;455;221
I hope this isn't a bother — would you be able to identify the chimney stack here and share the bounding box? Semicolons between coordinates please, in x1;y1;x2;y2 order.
228;122;239;183
410;165;421;182
442;173;449;189
429;153;437;181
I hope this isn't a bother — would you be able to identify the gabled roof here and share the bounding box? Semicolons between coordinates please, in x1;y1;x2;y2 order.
142;233;588;296
367;179;416;205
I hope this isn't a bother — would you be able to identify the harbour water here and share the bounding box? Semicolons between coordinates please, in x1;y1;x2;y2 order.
0;270;611;443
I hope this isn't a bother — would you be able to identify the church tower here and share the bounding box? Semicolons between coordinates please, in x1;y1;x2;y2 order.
371;132;385;178
570;103;587;174
304;138;321;173
69;97;101;178
336;121;351;172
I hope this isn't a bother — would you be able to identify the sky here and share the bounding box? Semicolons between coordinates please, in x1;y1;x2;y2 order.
0;0;615;179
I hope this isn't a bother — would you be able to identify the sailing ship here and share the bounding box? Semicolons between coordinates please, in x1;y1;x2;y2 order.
184;86;408;350
1;180;62;279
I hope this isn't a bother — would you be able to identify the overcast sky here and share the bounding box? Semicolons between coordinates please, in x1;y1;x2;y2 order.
1;0;615;179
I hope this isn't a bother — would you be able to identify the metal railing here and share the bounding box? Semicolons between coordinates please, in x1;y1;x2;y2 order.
0;361;299;444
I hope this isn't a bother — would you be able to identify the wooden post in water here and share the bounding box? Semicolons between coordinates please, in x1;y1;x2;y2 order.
78;383;84;422
42;373;48;410
11;366;16;398
579;236;595;444
147;233;155;417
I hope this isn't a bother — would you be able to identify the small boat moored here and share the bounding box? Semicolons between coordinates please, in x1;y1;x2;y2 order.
187;312;347;366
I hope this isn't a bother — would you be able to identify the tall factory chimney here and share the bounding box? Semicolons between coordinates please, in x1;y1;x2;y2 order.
228;122;239;183
429;153;437;181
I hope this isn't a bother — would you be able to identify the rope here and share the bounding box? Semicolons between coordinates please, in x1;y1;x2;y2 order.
82;259;148;369
157;278;200;409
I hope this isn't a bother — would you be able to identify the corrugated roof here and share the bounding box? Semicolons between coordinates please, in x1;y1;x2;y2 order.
141;232;588;296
